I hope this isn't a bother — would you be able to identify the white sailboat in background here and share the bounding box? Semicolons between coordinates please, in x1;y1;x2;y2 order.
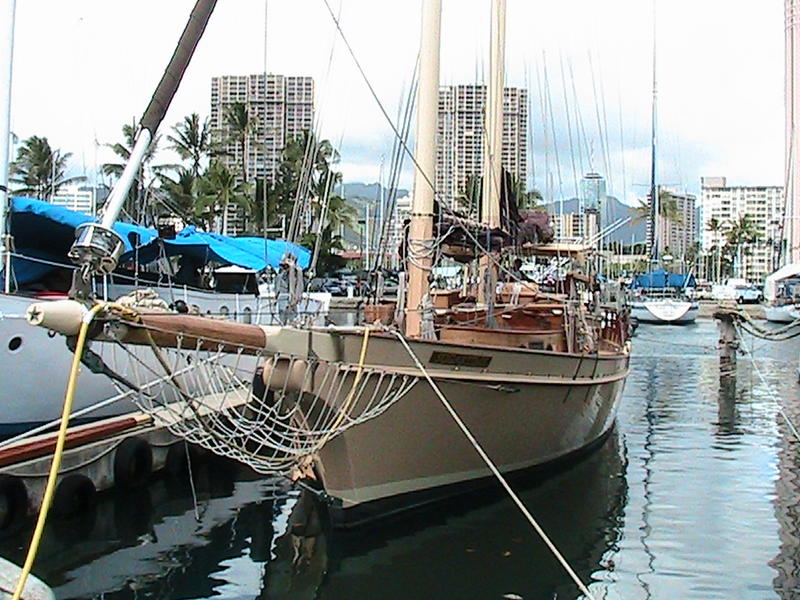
629;7;697;325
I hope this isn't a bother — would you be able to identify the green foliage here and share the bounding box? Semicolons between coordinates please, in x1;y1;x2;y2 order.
167;113;212;177
196;160;252;234
10;136;84;200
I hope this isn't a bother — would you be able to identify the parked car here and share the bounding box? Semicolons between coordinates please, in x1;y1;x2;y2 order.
712;278;763;304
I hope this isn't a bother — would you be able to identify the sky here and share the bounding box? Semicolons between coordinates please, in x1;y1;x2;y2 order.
4;0;787;207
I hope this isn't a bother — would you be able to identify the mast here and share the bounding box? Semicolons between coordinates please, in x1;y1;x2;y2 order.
786;0;800;263
68;0;217;283
404;0;441;338
648;0;659;267
481;0;505;229
0;0;16;294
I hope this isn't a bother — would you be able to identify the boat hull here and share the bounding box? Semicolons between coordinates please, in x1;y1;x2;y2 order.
311;332;629;525
630;300;698;324
764;303;800;323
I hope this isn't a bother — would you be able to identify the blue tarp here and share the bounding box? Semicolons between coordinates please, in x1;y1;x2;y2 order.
7;196;310;284
631;268;696;289
123;226;310;271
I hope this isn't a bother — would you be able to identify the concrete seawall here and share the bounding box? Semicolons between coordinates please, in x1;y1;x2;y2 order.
696;301;765;319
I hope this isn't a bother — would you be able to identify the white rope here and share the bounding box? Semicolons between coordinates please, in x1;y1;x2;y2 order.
392;330;597;600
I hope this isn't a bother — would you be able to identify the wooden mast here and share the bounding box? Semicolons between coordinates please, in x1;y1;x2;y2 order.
405;0;442;338
478;0;505;307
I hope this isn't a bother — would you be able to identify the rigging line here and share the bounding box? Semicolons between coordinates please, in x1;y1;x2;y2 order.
559;51;581;201
534;59;551;203
616;70;628;206
587;49;611;192
595;49;614;195
543;50;565;208
319;0;546;289
736;324;800;442
567;56;592;173
392;330;598;600
524;61;536;193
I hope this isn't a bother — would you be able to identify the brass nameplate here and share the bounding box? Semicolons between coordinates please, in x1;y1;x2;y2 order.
429;351;492;368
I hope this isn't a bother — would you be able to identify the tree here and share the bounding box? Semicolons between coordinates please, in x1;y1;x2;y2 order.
724;214;761;279
197;161;252;235
632;189;682;226
167;113;212;177
10;136;84;200
101;119;173;223
706;217;723;282
156;167;199;224
224;102;257;184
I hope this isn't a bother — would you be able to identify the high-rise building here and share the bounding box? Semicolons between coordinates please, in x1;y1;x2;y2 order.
700;176;784;283
551;211;598;242
51;185;96;215
210;74;314;234
656;188;697;260
436;85;527;213
580;172;606;213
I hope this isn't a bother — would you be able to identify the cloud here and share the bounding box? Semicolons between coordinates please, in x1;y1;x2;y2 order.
6;0;786;208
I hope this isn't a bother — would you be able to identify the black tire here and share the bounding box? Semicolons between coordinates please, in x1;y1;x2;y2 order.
52;474;96;518
0;475;27;531
114;436;153;489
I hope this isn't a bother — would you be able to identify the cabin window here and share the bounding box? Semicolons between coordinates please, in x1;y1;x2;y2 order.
220;306;230;317
8;336;22;352
243;307;253;324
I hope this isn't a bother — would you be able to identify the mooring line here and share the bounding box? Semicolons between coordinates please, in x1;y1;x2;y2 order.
392;331;597;600
735;325;800;443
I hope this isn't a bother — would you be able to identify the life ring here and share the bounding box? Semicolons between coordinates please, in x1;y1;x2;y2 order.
52;474;96;518
0;475;27;530
113;436;153;489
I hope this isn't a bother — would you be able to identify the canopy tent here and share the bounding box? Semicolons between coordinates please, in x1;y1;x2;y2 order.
763;262;800;301
6;197;310;285
630;268;696;290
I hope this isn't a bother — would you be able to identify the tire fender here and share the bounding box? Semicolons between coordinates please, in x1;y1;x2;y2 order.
113;436;153;489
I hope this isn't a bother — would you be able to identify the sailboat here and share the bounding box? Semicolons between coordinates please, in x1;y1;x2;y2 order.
628;11;698;326
27;0;631;525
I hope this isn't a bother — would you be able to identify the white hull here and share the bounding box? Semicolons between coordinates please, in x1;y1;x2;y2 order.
764;303;800;323
631;299;698;324
0;284;330;435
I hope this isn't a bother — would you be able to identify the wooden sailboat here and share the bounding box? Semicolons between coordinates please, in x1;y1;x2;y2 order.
27;0;631;526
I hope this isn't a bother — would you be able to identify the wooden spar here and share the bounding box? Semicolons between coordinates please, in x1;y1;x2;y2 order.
481;0;505;229
405;0;442;338
110;313;269;354
478;0;505;306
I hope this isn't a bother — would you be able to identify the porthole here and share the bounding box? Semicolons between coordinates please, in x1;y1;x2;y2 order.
243;307;252;324
8;336;22;352
220;306;229;316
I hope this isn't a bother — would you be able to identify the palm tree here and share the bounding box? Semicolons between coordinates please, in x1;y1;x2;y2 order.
705;216;723;282
156;167;198;224
632;189;682;226
724;214;761;279
10;136;85;200
223;102;257;184
102;119;173;223
167;113;212;177
197;161;251;234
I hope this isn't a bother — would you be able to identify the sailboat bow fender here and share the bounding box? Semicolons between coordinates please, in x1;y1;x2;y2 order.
25;299;87;336
262;357;314;394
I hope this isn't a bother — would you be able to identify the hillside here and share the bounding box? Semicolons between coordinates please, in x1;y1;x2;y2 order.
543;196;646;244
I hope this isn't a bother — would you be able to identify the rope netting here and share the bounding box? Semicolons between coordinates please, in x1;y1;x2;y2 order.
101;331;418;478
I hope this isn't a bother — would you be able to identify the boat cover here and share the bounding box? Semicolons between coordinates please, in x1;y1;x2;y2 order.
630;268;696;289
6;196;310;284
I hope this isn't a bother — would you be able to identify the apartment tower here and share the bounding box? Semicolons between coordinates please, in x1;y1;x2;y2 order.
436;84;527;213
210;74;314;234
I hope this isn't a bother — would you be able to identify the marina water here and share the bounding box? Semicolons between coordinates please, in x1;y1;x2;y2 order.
0;320;798;599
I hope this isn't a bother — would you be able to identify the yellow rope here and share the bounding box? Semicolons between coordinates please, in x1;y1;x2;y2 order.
12;302;106;600
324;327;371;437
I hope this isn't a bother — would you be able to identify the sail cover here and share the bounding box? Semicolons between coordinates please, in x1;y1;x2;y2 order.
7;197;310;284
631;268;696;289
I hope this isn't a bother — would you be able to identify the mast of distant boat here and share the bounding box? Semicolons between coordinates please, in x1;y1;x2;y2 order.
648;0;659;271
0;0;16;294
404;0;441;338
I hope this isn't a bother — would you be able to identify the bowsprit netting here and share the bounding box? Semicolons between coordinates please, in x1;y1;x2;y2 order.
111;332;419;478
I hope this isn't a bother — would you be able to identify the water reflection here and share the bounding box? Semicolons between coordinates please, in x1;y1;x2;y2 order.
3;321;800;598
